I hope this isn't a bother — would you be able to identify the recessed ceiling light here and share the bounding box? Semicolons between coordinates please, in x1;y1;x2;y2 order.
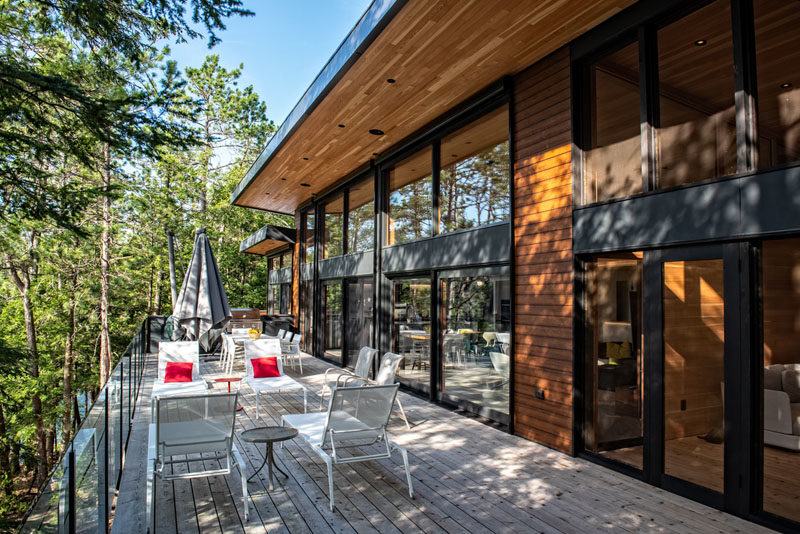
300;183;311;187
372;152;379;156
281;178;286;181
302;157;309;161
264;192;270;195
694;39;707;46
780;82;792;89
386;78;396;84
338;124;345;128
369;129;384;136
451;154;458;157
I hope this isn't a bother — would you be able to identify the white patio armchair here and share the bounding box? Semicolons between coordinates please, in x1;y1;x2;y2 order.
282;333;303;374
151;341;208;409
145;392;248;532
340;352;410;429
282;384;413;511
319;346;378;408
243;339;308;418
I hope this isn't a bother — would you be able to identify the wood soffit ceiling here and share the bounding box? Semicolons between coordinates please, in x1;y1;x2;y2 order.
233;0;634;214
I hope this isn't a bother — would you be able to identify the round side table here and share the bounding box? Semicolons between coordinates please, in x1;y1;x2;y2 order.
241;426;298;490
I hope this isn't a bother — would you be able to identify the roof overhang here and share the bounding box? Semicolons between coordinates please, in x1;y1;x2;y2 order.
232;0;634;214
239;225;296;256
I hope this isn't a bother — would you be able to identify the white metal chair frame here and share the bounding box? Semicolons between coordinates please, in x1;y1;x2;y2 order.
151;341;207;417
145;392;248;532
243;339;307;418
319;346;378;408
281;333;303;374
282;384;413;511
340;352;410;429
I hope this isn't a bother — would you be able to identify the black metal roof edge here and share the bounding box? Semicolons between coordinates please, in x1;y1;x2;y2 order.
239;225;297;253
230;0;408;206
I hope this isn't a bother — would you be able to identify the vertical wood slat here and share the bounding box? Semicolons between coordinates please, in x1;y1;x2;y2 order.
512;47;574;454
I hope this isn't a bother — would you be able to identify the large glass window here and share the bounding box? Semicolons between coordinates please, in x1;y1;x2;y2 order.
348;177;374;253
584;41;642;204
392;278;431;392
280;249;292;269
388;148;432;245
755;0;800;169
583;253;644;470
440;106;510;232
657;1;736;187
440;273;511;416
268;284;280;315
345;278;374;366
762;238;800;524
322;279;343;365
322;195;344;258
302;211;315;263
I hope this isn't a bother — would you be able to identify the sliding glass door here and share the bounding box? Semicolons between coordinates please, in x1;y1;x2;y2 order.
344;277;374;368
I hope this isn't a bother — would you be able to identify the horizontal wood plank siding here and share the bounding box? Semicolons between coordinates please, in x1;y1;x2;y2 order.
512;48;573;454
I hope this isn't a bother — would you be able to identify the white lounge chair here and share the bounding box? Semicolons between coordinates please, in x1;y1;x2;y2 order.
145;392;248;532
340;352;411;429
282;384;413;511
243;339;307;418
151;341;207;405
319;346;377;408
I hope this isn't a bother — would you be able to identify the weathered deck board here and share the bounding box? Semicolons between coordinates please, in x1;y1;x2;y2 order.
112;353;774;534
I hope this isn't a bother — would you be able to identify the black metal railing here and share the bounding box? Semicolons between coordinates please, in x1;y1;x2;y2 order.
17;316;162;533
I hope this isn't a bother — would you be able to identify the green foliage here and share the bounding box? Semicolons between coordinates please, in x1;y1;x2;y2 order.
0;2;283;528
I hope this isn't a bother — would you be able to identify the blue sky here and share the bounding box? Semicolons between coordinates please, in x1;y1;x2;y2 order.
164;0;373;126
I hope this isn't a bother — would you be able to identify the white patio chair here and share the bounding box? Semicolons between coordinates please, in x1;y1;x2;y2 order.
488;351;510;389
495;332;510;353
282;333;303;375
151;342;207;411
281;384;413;511
341;352;410;429
145;392;248;533
243;339;307;418
319;346;378;408
277;328;286;339
222;333;247;376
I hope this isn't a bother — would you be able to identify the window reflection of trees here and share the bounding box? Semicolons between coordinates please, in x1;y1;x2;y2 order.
389;175;433;245
441;141;510;233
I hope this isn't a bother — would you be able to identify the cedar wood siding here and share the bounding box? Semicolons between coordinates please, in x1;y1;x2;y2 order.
512;47;573;454
292;214;301;331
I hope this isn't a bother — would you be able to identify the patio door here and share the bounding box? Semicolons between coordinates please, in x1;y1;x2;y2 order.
344;277;374;368
643;244;747;509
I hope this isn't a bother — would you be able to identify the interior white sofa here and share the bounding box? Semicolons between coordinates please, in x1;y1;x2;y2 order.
764;363;800;451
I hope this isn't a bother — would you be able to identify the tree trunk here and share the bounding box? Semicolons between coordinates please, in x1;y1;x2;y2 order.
0;403;10;497
62;267;77;450
99;143;113;387
6;241;48;486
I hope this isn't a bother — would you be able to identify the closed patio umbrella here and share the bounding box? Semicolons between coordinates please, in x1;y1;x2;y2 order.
173;228;232;352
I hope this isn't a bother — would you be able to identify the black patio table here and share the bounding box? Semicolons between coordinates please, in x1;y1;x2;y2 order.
241;426;298;490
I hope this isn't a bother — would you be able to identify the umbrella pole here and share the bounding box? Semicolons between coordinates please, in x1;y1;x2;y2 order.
167;230;179;311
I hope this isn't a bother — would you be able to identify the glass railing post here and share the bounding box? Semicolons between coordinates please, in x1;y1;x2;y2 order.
118;358;124;487
67;444;76;534
104;388;109;533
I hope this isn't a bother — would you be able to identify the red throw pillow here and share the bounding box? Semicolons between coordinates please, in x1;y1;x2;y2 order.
252;357;280;378
164;361;193;383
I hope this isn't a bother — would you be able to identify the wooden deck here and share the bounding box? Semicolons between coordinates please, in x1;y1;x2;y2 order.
111;353;773;533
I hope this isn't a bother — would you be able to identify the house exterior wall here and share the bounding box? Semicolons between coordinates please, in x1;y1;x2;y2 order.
511;48;574;453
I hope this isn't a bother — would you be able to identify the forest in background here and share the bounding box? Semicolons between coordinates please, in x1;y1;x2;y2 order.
0;1;289;528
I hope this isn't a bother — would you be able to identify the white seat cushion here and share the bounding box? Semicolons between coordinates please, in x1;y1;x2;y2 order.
283;410;375;447
151;380;208;398
245;375;306;393
283;412;328;446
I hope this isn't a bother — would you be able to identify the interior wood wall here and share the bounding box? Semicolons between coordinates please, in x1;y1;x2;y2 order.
512;47;574;454
662;259;724;440
762;238;800;366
